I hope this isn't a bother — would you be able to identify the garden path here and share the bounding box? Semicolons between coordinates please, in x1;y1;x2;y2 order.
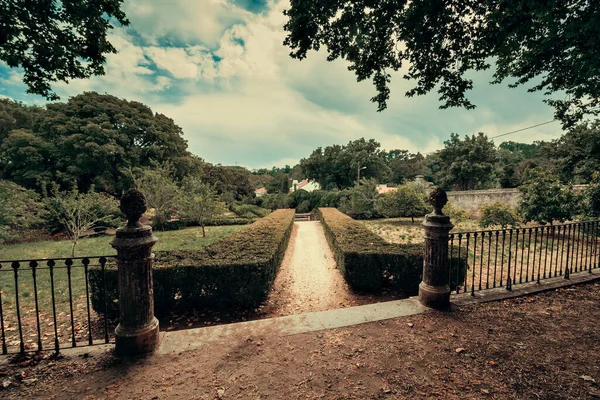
260;221;372;316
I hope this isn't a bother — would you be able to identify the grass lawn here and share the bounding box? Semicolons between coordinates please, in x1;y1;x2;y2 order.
0;225;245;351
0;225;245;261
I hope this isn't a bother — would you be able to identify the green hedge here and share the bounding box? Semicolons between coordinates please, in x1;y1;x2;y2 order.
318;208;466;294
89;209;295;318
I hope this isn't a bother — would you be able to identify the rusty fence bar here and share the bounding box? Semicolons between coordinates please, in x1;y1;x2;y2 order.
0;256;116;354
449;220;600;295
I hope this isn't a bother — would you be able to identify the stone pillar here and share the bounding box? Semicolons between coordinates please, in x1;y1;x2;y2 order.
111;189;159;356
419;187;453;309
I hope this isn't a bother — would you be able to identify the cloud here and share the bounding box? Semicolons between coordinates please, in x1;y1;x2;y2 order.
0;0;565;170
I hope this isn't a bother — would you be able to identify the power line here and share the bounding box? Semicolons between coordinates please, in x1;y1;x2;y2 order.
489;120;557;139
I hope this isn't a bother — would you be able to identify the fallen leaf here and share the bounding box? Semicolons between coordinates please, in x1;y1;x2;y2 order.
455;348;466;354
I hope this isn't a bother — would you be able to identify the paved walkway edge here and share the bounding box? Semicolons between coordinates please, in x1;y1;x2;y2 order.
452;269;600;305
158;297;428;354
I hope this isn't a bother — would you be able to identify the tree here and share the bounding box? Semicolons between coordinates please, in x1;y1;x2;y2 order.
300;138;389;190
178;178;225;237
283;1;600;126
584;172;600;218
518;168;576;225
1;92;202;193
386;150;427;184
549;121;600;184
200;164;254;201
135;166;181;229
377;184;429;222
0;180;45;241
339;178;379;219
1;0;129;100
43;186;121;256
428;133;498;190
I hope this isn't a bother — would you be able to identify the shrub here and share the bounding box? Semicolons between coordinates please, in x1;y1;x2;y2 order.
231;203;270;218
338;178;380;219
89;209;295;317
318;208;466;293
442;201;468;222
479;201;519;228
584;171;600;217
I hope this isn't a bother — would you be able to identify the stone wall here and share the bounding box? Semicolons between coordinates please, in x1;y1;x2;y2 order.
447;185;589;214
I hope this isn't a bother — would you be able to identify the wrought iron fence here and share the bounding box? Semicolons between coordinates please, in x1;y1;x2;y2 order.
0;255;116;354
449;220;600;295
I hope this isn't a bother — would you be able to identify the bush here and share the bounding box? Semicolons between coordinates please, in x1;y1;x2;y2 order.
318;208;466;293
338;179;380;219
479;201;519;228
89;209;295;317
442;201;468;222
377;184;429;221
231;203;270;218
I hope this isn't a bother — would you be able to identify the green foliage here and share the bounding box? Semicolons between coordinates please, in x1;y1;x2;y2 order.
231;204;270;218
386;150;427;184
136;166;181;229
584;172;600;218
296;200;311;213
0;1;129;100
200;164;255;201
318;208;466;293
178;178;226;237
43;185;121;256
377;184;429;222
89;210;295;317
479;201;519;229
338;178;380;219
0;92;201;193
550;121;600;184
519;168;576;225
428;133;498;190
300;138;390;190
284;0;600;126
0;180;45;241
442;202;468;223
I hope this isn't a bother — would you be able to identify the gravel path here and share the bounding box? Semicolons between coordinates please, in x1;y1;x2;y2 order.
260;221;372;316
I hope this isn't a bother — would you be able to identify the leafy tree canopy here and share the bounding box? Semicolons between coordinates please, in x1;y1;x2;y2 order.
0;0;129;100
1;92;202;193
549;121;600;184
428;132;498;190
519;167;576;225
300;138;389;190
284;0;600;126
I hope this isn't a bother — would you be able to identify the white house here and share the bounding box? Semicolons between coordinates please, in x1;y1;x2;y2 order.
290;179;321;193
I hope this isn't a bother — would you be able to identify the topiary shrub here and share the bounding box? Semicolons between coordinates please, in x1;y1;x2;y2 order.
89;209;295;318
479;201;520;228
318;208;466;294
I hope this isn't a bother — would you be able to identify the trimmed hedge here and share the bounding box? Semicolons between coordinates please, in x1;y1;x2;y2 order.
89;209;295;317
318;208;466;294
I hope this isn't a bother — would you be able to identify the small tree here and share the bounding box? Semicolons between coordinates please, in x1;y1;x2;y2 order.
136;166;181;229
0;180;45;241
178;178;225;237
377;184;429;222
479;201;519;229
44;186;121;256
339;178;379;219
519;168;576;225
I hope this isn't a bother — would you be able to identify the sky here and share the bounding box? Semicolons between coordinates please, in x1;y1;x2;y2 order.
0;0;565;169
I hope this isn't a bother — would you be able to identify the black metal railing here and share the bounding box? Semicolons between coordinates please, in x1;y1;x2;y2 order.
0;255;116;354
449;220;600;295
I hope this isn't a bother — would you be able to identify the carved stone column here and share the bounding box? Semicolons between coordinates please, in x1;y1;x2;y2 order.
419;187;453;309
111;189;159;355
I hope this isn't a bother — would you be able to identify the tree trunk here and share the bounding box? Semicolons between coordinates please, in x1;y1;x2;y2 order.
71;240;77;257
201;223;206;237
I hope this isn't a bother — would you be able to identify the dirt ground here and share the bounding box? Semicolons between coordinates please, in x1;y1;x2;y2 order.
2;281;599;399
